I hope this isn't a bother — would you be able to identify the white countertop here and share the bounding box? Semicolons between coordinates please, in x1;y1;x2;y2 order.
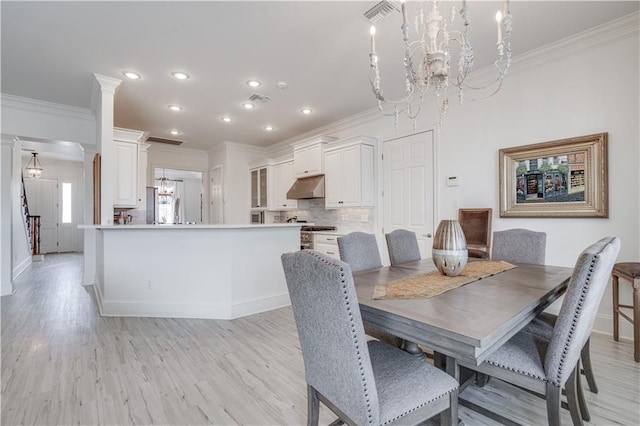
79;223;306;230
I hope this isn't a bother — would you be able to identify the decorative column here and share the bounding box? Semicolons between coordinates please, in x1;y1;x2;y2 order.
91;73;122;225
81;143;97;286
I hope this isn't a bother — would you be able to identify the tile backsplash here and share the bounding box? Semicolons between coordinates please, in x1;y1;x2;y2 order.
280;199;375;234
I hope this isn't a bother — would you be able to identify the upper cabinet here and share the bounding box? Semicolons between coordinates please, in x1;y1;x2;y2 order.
324;136;376;209
113;128;148;208
292;135;337;178
273;159;297;210
250;160;274;210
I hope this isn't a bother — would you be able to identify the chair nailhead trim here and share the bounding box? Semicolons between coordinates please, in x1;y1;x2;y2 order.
304;251;376;424
552;238;613;387
382;392;456;425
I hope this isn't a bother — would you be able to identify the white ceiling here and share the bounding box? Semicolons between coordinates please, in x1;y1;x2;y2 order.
2;1;638;155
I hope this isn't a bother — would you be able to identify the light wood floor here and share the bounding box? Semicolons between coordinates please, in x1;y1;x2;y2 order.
2;253;639;425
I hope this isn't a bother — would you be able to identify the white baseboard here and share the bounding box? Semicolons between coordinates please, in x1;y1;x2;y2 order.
12;256;32;280
92;291;290;320
99;299;234;319
592;311;634;340
230;293;291;319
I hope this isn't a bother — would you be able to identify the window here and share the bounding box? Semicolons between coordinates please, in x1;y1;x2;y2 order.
62;182;72;223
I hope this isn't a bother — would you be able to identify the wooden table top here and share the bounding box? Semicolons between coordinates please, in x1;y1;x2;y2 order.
353;259;572;365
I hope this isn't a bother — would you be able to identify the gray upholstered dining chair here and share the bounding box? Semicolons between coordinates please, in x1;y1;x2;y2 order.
493;228;598;393
338;232;406;349
385;229;421;265
459;236;620;426
384;229;428;359
281;250;459;426
337;232;383;272
492;228;547;264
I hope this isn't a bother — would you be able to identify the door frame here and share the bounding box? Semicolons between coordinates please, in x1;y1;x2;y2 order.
376;129;439;264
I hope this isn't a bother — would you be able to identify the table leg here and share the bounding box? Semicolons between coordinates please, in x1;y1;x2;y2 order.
634;282;639;362
441;355;459;426
613;274;619;341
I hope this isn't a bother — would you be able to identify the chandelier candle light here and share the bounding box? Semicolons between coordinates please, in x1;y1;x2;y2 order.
368;0;512;125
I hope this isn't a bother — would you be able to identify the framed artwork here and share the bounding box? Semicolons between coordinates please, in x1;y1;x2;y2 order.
499;133;608;218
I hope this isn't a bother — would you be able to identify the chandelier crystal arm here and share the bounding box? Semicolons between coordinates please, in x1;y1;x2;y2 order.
367;0;512;124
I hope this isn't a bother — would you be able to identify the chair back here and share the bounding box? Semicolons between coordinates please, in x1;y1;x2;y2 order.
385;229;421;265
281;250;380;424
545;236;620;387
492;228;547;264
337;232;383;272
458;208;492;251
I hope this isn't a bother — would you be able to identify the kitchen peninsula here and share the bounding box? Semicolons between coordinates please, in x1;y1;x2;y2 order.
80;223;303;319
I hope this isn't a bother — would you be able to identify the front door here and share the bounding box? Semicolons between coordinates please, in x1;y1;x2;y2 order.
23;178;76;253
382;131;436;259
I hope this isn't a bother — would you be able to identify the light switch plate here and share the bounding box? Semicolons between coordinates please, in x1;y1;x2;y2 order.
446;176;459;187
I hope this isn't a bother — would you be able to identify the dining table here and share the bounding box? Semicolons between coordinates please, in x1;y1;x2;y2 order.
352;258;573;424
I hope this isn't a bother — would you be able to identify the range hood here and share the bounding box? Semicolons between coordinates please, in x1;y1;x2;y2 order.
286;175;325;199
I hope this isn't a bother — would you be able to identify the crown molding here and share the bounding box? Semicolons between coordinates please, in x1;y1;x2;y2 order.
508;10;638;76
1;94;94;122
1;135;19;146
148;141;208;156
223;140;267;155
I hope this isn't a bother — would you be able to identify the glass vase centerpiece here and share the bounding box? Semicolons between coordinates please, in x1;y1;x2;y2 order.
432;220;468;276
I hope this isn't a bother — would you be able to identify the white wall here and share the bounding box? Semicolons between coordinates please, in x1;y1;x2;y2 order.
11;140;31;279
208;142;267;225
1;139;14;295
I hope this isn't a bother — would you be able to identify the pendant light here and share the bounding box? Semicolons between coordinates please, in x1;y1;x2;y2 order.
26;152;43;179
158;169;174;204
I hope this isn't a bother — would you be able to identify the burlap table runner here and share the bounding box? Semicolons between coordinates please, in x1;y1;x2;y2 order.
372;261;517;300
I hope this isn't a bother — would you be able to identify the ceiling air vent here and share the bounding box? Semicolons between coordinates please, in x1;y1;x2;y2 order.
147;136;184;146
248;93;271;103
364;0;399;24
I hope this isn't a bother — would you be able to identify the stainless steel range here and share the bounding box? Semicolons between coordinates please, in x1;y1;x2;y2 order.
300;225;337;250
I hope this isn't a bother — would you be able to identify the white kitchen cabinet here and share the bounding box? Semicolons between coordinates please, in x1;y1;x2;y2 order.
313;233;343;259
113;140;138;207
250;163;273;210
292;135;337;178
324;137;376;208
273;159;297;210
113;127;148;208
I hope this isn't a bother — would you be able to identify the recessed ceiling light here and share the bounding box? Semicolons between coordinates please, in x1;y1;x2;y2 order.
242;102;256;110
169;129;180;136
168;105;183;112
247;80;261;88
221;116;233;123
123;71;141;80
172;72;190;80
301;108;313;115
264;125;275;131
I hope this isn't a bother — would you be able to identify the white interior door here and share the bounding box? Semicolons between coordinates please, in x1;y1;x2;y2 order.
383;131;435;259
210;165;224;224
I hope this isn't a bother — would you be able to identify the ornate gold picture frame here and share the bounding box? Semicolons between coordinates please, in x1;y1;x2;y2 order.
499;133;608;218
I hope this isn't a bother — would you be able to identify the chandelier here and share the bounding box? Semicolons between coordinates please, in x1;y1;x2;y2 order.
368;0;512;124
26;152;43;179
158;170;174;205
